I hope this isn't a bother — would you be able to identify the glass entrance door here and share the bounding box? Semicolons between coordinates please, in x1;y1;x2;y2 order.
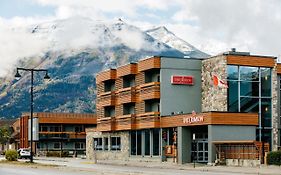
191;133;208;163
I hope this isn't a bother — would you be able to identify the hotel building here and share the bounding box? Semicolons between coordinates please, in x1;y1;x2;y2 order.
87;50;280;165
20;112;96;156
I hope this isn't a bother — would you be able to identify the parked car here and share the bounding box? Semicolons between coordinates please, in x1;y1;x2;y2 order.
18;148;31;159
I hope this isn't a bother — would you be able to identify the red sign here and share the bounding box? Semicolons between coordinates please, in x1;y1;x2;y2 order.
171;75;194;85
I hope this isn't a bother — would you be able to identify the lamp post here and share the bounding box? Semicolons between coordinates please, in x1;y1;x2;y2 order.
15;68;50;163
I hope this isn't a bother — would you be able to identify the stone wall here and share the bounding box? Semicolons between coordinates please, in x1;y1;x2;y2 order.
86;131;130;160
272;65;279;151
201;55;228;112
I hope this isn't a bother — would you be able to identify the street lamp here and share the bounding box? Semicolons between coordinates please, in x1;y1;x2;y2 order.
15;68;50;163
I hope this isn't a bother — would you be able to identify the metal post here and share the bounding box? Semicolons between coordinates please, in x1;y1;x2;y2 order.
30;70;34;163
15;67;50;163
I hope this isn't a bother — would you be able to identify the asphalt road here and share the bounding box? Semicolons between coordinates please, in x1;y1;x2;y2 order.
0;163;243;175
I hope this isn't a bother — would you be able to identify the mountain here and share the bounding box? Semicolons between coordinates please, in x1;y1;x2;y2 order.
146;26;209;58
0;17;209;119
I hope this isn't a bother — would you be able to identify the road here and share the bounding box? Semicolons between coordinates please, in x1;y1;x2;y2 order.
0;164;239;175
1;156;280;175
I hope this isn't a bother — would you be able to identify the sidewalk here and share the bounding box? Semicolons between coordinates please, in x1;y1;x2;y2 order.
34;157;281;175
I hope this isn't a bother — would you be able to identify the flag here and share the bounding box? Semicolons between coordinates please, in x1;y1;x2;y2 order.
213;75;228;88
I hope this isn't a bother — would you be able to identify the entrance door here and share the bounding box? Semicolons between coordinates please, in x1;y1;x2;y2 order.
191;133;208;163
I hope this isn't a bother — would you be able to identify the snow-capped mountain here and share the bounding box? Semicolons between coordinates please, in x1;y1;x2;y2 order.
0;17;209;119
146;26;209;58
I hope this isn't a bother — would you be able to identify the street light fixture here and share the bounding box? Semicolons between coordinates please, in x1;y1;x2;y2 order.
15;67;50;163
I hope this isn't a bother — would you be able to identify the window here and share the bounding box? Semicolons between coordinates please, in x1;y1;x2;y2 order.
75;126;84;132
123;75;135;88
40;126;48;132
227;65;272;144
152;129;160;156
111;137;121;151
75;142;85;149
130;129;160;156
104;106;115;117
130;131;136;155
123;103;135;115
54;142;60;149
104;80;115;92
93;138;103;150
144;130;150;156
104;137;109;150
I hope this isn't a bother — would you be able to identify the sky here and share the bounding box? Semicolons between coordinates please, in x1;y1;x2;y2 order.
0;0;281;76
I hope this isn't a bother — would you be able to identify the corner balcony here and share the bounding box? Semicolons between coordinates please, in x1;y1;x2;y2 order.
97;117;115;131
135;112;160;129
139;82;160;101
96;69;116;84
115;114;136;131
97;91;116;107
116;87;136;104
138;57;160;72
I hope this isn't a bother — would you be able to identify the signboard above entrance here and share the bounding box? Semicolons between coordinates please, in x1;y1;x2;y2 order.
171;75;194;85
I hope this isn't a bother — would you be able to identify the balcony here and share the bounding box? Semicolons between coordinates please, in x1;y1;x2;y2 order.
96;69;116;84
138;57;160;72
117;63;137;77
139;82;160;100
115;114;136;131
39;132;86;140
97;91;116;107
135;112;160;129
116;87;136;104
97;117;115;131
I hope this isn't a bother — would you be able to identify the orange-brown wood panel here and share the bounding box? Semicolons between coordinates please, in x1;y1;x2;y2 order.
276;64;281;74
117;63;137;77
160;112;258;128
96;69;116;84
97;92;116;107
227;55;275;67
139;82;160;101
97;117;115;131
115;114;136;131
116;87;136;104
135;112;160;129
39;117;97;124
138;57;161;72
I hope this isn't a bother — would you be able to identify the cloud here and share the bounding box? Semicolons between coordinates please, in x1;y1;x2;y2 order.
170;0;281;56
0;17;49;76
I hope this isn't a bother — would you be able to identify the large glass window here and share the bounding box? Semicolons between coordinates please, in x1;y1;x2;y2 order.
227;65;272;145
144;130;150;156
130;131;136;155
152;129;160;156
130;129;160;157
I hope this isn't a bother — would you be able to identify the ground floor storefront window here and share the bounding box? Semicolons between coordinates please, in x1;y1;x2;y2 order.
130;129;160;157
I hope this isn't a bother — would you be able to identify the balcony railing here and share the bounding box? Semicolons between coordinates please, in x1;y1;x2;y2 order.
116;87;136;104
138;57;160;72
97;91;116;107
39;132;86;140
115;114;136;131
135;112;160;129
97;117;115;131
139;82;160;100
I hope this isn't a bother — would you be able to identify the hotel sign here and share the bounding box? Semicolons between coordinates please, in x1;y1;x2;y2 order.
171;75;194;85
183;116;204;124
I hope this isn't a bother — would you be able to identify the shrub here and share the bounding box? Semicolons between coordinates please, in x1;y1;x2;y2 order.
5;150;18;161
267;151;281;165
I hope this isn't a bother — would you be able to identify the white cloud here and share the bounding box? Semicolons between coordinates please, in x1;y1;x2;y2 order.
1;0;281;77
0;18;49;76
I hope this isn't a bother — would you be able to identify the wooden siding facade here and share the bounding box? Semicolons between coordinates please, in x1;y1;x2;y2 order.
96;57;161;131
226;55;276;67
